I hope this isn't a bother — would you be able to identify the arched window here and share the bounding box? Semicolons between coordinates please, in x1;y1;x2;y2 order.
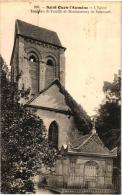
47;59;54;66
84;161;99;188
28;52;39;94
48;121;58;148
29;55;37;63
45;57;56;87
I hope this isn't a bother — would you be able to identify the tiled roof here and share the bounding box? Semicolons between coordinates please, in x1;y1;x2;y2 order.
69;132;91;148
15;19;63;47
26;79;91;133
68;131;116;157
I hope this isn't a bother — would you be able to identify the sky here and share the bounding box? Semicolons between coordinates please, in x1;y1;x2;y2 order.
0;1;121;115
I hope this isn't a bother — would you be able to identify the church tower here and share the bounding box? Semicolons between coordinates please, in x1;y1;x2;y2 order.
10;20;66;98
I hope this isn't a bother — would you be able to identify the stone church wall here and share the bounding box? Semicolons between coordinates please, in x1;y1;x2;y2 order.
11;37;19;83
24;38;65;89
34;108;76;148
55;155;113;187
11;36;65;100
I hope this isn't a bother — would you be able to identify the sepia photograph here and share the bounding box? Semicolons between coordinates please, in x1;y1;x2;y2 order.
0;1;121;194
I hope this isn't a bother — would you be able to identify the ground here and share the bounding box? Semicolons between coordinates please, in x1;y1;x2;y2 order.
36;188;53;194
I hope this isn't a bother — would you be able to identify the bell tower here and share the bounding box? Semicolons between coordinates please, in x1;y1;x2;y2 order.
10;19;66;99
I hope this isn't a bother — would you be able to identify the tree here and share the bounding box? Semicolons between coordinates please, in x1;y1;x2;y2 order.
1;55;58;194
96;70;121;180
96;70;121;150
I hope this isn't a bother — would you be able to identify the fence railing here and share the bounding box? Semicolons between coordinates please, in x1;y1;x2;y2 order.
46;174;120;192
113;175;121;193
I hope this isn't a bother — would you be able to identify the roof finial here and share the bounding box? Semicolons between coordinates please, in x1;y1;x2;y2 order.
92;117;96;134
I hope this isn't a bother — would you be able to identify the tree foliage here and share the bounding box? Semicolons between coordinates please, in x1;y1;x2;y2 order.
56;81;92;134
96;70;121;150
96;71;121;178
1;55;58;194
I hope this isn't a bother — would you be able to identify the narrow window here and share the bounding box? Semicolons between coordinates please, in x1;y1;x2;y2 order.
48;121;58;148
47;59;54;66
45;57;56;87
29;55;37;63
28;52;39;94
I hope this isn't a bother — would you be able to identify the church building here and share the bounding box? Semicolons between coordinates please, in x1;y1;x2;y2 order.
10;20;117;194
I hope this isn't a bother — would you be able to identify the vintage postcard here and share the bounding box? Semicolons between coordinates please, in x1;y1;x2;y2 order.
0;1;121;194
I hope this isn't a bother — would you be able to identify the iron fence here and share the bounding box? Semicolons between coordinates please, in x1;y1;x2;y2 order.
46;174;120;193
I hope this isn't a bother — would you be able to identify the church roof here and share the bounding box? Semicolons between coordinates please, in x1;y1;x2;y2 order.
15;20;64;48
26;80;92;133
68;131;117;157
110;147;118;155
69;131;91;148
